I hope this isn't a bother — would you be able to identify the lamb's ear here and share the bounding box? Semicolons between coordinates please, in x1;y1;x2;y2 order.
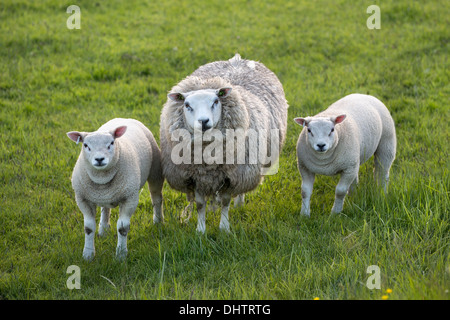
332;114;346;124
216;87;232;98
168;92;185;102
112;126;127;139
293;117;310;127
67;131;87;144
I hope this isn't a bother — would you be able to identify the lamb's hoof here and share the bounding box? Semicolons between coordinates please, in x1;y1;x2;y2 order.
196;225;206;234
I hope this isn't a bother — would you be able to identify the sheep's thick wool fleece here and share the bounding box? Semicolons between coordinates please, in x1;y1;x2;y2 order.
72;118;160;207
160;55;288;196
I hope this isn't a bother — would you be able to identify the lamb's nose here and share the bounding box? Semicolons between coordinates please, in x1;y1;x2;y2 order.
199;119;210;131
317;144;326;151
95;157;105;164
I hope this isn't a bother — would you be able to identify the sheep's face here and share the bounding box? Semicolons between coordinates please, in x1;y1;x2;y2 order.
294;115;346;153
168;88;232;133
67;126;127;170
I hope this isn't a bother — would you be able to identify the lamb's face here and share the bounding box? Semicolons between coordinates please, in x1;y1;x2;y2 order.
82;132;116;170
294;115;346;153
168;87;232;133
67;126;127;170
304;118;336;153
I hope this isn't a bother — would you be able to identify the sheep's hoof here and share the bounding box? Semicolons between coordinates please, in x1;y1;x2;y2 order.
98;224;110;237
219;224;231;233
196;225;206;234
331;207;343;215
115;247;128;261
300;210;311;218
83;248;95;261
153;215;164;224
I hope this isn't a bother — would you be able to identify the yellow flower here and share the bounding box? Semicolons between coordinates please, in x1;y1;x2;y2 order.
381;295;389;300
386;288;393;294
313;297;320;300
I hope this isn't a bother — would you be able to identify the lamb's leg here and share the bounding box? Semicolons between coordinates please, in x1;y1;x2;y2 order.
348;175;359;196
148;139;165;223
374;142;396;193
148;179;164;224
195;191;207;234
116;196;139;260
234;194;245;208
300;168;315;217
219;193;232;232
331;169;358;214
76;197;97;261
98;207;111;237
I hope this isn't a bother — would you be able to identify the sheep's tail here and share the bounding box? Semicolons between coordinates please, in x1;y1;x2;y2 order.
229;53;242;68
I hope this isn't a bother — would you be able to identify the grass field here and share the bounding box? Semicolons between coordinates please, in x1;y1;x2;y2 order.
0;0;448;300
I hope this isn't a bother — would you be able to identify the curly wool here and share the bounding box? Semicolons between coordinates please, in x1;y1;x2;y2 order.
160;55;288;197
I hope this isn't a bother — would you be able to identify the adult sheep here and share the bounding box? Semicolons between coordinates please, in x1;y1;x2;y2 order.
294;93;396;216
67;118;164;260
160;54;288;233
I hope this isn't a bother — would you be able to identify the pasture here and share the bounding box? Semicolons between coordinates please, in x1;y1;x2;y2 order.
0;0;448;299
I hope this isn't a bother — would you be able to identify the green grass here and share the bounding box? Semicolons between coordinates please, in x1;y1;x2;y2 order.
0;0;448;300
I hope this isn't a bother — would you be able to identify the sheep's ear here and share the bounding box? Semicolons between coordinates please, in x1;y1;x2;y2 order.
168;92;185;102
216;87;232;98
67;131;87;144
293;117;309;127
332;114;346;124
112;126;127;139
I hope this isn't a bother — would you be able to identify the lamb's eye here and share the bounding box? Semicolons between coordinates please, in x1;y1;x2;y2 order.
107;141;114;150
185;103;192;112
84;143;90;151
307;128;311;133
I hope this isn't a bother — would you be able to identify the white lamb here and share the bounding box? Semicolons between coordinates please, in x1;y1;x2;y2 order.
294;94;396;216
67;118;164;260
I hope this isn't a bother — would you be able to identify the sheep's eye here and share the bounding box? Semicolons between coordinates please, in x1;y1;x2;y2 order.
185;103;192;112
307;128;314;137
84;143;90;151
213;99;219;105
107;141;114;150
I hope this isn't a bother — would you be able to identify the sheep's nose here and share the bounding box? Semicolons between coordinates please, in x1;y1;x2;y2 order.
316;144;326;151
199;119;211;131
95;157;105;165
